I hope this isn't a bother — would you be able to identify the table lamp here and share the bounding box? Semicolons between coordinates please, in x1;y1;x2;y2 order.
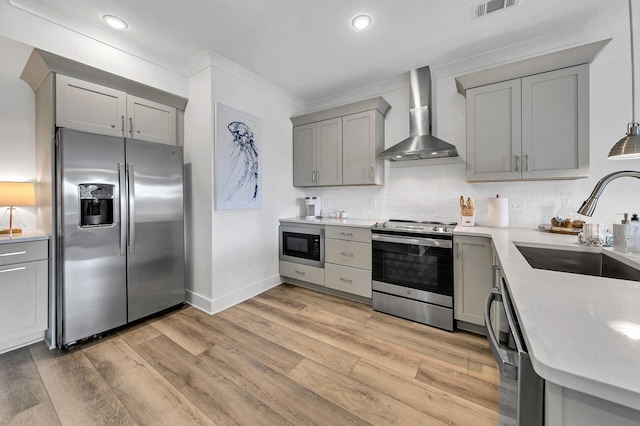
0;182;36;234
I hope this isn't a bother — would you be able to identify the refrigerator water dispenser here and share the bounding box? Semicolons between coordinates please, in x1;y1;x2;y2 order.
79;184;114;227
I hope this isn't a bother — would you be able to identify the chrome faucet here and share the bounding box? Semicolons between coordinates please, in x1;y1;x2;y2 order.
578;171;640;216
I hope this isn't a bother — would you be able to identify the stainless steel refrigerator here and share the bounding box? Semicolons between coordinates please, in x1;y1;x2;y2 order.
56;128;185;346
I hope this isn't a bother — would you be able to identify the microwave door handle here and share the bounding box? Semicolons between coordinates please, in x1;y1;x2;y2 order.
485;288;518;379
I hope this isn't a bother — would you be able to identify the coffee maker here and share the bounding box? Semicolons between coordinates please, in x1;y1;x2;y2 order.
305;197;321;219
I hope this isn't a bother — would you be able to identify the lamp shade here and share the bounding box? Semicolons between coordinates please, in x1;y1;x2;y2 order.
0;182;36;206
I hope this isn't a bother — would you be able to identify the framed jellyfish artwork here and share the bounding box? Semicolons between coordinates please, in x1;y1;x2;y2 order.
214;103;263;210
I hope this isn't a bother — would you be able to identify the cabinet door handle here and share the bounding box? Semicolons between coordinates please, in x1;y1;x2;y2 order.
455;242;459;259
0;266;26;274
0;251;27;257
340;251;354;257
492;264;500;288
340;232;354;237
294;270;306;275
514;155;519;172
525;155;529;172
340;277;353;283
121;115;125;135
129;117;134;136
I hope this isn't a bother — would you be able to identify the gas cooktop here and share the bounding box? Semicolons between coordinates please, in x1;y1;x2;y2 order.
371;219;457;235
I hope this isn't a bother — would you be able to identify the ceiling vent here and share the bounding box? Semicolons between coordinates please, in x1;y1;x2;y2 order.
472;0;520;20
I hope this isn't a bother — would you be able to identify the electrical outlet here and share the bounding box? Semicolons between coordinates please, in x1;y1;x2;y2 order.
510;199;525;213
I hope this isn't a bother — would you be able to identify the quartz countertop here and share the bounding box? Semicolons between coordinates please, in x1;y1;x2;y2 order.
279;217;380;228
455;225;640;411
0;229;49;244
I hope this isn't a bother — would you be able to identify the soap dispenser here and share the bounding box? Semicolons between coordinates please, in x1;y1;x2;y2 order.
613;213;640;253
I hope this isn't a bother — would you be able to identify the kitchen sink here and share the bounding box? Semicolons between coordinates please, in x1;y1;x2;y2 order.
515;244;640;282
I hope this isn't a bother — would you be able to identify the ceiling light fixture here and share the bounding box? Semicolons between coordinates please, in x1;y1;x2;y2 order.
608;0;640;159
103;15;128;30
352;14;372;30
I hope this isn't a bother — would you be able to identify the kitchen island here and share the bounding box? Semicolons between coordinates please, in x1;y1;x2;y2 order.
456;225;640;423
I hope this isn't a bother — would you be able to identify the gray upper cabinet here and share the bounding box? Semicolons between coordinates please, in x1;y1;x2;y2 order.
466;64;589;182
291;97;390;187
57;74;177;145
466;79;522;181
293;117;343;186
342;110;385;185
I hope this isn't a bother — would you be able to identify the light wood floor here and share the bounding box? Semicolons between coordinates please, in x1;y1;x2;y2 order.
0;284;498;425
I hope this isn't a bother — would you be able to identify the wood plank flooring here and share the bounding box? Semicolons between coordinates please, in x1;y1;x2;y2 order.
0;284;498;425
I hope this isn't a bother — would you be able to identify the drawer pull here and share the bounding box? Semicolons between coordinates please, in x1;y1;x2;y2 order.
0;251;27;257
340;232;354;237
340;278;353;283
340;252;354;257
294;270;306;275
0;266;26;274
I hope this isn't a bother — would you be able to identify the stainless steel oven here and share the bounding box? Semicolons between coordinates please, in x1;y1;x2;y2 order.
485;276;544;426
371;220;455;331
279;224;324;267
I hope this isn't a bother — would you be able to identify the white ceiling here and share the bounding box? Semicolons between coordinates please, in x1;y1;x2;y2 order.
8;0;620;102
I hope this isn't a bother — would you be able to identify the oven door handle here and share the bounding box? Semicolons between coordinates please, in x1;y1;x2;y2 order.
371;233;452;248
485;288;518;379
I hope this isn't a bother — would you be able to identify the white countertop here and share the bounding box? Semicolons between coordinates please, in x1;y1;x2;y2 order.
455;225;640;411
0;229;49;244
279;217;379;228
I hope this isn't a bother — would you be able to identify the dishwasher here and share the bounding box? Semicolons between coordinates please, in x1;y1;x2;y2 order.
485;276;544;425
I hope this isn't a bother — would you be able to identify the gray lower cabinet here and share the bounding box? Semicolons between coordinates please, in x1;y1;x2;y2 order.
279;260;325;286
466;64;589;181
0;240;49;354
324;226;372;298
453;235;492;328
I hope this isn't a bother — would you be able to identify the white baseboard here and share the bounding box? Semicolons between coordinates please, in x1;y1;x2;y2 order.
186;274;282;315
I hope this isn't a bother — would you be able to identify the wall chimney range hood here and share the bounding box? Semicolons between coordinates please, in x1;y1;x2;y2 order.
379;66;458;161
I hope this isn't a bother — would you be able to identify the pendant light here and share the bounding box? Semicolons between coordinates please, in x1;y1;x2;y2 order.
609;0;640;159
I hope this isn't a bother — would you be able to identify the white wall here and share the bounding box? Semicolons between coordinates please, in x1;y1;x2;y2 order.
0;40;36;229
306;9;640;232
185;51;305;313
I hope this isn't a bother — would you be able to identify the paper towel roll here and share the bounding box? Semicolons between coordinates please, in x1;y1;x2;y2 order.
488;196;509;228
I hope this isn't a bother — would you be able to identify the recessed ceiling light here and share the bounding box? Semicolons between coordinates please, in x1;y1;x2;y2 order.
352;14;372;30
103;15;128;30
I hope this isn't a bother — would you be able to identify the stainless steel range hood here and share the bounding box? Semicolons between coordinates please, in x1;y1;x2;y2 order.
379;66;458;161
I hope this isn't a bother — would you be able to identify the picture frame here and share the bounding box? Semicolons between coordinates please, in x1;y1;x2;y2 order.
214;103;263;210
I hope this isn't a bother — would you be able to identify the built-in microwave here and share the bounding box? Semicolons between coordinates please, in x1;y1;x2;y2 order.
279;224;324;267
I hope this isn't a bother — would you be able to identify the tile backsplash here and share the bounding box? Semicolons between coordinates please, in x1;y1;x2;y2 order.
305;163;581;229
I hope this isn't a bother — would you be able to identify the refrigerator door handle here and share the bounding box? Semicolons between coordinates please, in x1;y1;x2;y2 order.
127;163;136;254
118;163;127;256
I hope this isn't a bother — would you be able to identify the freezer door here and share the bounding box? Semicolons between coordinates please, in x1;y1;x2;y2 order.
57;128;127;345
125;139;185;321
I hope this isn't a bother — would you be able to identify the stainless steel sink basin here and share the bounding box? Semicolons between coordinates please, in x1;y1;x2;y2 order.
515;244;640;282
